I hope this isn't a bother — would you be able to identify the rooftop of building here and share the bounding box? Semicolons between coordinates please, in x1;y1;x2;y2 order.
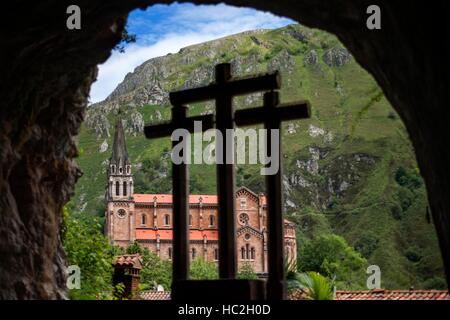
139;289;450;300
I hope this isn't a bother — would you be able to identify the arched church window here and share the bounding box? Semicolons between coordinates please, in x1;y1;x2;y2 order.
115;181;120;196
209;215;215;227
241;247;245;259
123;181;127;196
251;247;255;260
189;214;192;226
192;248;196;259
119;167;123;173
168;247;172;260
141;214;146;225
111;165;116;174
164;214;170;226
245;244;250;260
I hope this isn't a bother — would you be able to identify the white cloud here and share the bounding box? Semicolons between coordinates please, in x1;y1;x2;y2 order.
89;33;217;103
89;4;293;104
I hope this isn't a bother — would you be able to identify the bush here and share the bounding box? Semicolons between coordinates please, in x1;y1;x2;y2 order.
390;203;403;220
405;248;422;263
354;233;379;258
395;166;422;190
298;234;368;289
125;242;172;291
397;187;414;212
62;207;114;299
422;276;447;290
190;257;218;280
387;111;397;120
238;262;258;280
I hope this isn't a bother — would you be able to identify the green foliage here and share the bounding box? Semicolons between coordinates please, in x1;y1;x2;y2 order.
422;276;448;290
387;111;397;120
126;241;142;254
296;272;334;300
298;234;368;289
74;23;446;290
134;157;172;194
237;262;258;280
395;166;422;190
354;233;379;258
62;206;114;300
190;258;218;280
125;242;172;291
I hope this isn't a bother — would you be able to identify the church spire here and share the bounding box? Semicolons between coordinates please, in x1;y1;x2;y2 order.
110;119;130;167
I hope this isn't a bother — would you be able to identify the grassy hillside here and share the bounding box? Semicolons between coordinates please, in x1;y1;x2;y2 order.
73;24;446;289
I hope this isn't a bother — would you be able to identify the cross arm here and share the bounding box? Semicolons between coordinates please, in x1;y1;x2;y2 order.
234;101;311;127
169;72;281;105
144;114;214;139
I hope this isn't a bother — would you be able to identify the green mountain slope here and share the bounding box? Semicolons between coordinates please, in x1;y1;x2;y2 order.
74;24;446;289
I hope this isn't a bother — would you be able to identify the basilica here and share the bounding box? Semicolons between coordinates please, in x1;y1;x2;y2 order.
105;120;297;274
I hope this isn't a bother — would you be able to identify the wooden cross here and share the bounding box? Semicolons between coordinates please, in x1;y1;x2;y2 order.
235;91;310;299
144;63;310;300
144;107;214;285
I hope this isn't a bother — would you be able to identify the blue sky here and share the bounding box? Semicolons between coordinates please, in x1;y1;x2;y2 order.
89;3;294;103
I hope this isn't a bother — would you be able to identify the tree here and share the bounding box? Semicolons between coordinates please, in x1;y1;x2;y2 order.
298;234;368;289
190;257;218;280
62;206;114;300
296;272;334;300
125;242;172;291
237;262;258;280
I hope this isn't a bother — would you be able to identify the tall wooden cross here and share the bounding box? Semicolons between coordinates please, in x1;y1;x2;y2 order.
144;63;310;300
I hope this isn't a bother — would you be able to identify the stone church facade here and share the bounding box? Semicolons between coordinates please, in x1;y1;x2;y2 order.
105;120;297;274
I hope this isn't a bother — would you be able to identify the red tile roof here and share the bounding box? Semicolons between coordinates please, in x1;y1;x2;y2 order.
139;291;171;300
141;289;450;301
136;229;219;241
134;194;218;204
335;289;450;300
134;187;268;205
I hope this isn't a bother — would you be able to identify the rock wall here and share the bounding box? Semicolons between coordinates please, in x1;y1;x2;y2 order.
1;0;450;298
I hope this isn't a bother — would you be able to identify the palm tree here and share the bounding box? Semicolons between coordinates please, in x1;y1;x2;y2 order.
295;272;334;300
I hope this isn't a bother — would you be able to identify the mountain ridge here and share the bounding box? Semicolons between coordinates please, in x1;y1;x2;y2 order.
75;23;446;290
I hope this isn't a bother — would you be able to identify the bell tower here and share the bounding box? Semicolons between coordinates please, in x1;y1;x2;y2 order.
108;119;133;201
105;119;135;245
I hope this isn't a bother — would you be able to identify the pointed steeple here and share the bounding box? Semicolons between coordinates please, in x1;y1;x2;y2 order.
110;119;130;167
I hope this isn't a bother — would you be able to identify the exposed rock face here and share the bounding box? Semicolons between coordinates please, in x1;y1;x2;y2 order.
99;139;108;153
85;112;110;138
304;50;319;65
323;47;352;67
102;56;171;107
286;148;376;210
125;110;145;134
284;26;309;43
231;52;262;75
268;50;296;73
183;66;214;89
2;0;450;298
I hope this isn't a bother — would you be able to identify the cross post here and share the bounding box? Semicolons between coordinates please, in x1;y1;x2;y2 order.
168;63;281;281
235;91;310;300
144;106;214;299
144;63;310;300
